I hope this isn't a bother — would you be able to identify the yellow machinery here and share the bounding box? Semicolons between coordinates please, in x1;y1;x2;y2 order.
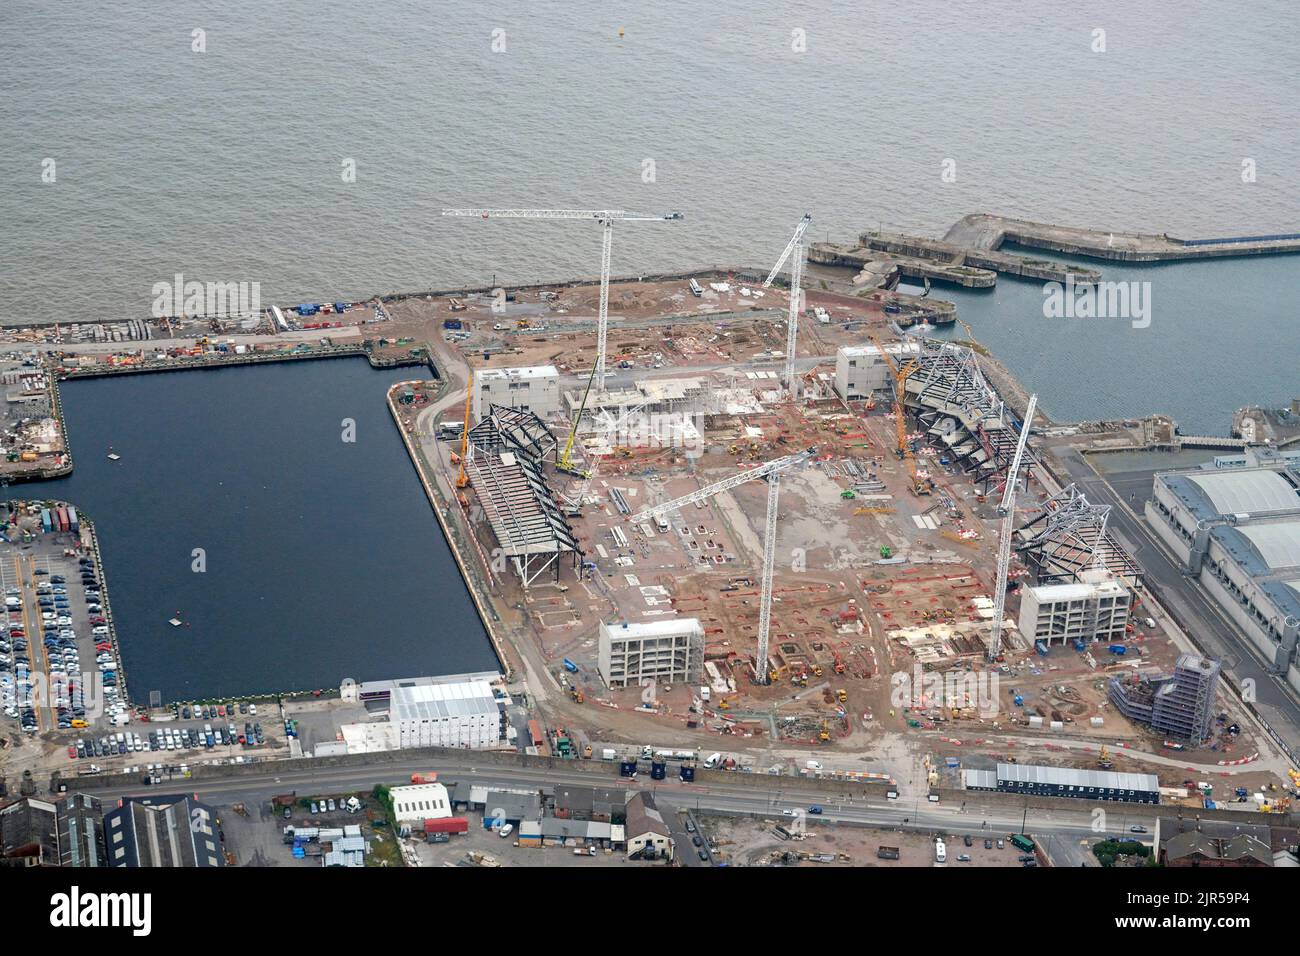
455;370;473;489
818;721;830;742
941;530;979;548
559;361;599;476
866;332;931;496
1097;745;1113;769
836;689;848;703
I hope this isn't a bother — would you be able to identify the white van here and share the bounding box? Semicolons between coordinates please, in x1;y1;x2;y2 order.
703;752;722;769
498;823;514;838
935;839;947;863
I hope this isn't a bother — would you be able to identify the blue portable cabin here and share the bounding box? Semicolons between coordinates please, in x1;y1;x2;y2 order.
41;509;52;533
67;506;79;533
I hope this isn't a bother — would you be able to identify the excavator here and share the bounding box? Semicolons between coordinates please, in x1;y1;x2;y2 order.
867;331;932;496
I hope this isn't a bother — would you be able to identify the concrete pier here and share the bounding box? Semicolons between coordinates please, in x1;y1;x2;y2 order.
945;212;1300;262
854;231;1103;285
808;241;998;288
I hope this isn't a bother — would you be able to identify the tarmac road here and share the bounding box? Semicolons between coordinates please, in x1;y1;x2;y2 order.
67;753;1143;864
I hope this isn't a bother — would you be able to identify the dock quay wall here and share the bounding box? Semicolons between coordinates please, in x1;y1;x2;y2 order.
385;381;514;681
373;266;776;306
54;343;431;381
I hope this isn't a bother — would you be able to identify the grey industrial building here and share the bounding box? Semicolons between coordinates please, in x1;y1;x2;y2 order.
1145;450;1300;692
0;794;105;868
1108;654;1223;742
991;762;1160;804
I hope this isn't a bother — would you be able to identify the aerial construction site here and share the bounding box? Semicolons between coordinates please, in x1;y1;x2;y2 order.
377;209;1289;810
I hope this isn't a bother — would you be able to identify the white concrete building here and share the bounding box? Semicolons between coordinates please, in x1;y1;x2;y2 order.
391;677;502;749
834;341;920;401
598;618;704;688
389;783;452;824
1016;568;1132;646
473;364;560;421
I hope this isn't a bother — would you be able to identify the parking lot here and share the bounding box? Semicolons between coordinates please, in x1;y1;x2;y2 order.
0;504;115;737
67;697;282;775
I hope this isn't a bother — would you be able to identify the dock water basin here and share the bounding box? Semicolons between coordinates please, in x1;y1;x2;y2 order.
7;358;496;702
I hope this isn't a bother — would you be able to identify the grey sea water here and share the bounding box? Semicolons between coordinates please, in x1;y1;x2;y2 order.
2;0;1297;428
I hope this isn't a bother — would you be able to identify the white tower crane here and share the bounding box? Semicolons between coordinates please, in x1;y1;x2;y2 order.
987;393;1037;661
629;446;818;685
441;208;683;386
762;214;812;397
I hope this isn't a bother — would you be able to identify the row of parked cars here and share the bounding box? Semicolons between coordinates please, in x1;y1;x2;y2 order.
70;719;267;760
1;557;108;730
177;700;258;720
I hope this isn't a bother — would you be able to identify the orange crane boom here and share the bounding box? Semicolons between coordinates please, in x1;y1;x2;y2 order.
456;369;473;488
866;332;930;495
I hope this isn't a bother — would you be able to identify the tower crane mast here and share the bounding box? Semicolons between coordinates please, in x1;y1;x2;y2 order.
988;393;1037;661
441;208;682;385
762;214;812;396
629;447;817;685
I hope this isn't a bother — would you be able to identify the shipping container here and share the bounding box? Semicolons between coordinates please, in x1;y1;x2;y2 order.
41;509;52;533
56;506;70;532
67;506;80;533
527;720;544;749
423;817;469;835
